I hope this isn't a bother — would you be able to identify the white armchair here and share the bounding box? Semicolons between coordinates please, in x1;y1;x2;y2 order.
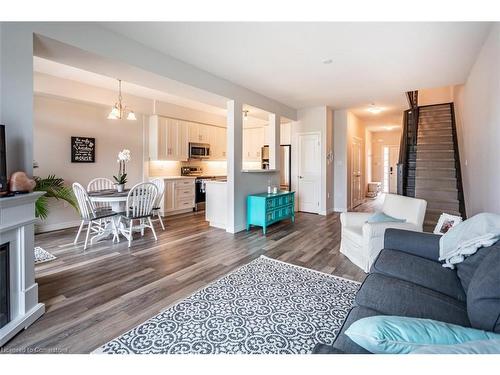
340;194;427;273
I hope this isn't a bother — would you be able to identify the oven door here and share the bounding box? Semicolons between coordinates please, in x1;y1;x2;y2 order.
189;143;210;159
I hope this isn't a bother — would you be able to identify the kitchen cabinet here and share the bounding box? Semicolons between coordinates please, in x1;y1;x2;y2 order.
149;115;188;161
161;178;195;215
243;127;265;162
188;122;210;143
209;126;227;160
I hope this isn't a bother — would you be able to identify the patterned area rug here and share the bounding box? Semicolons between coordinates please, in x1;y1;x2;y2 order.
34;246;57;264
96;256;360;354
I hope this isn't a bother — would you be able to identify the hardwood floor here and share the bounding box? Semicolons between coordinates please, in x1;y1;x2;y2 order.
4;198;381;353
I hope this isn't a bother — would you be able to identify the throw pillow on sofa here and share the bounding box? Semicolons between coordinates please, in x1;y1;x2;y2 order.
344;315;500;354
366;212;406;224
411;339;500;354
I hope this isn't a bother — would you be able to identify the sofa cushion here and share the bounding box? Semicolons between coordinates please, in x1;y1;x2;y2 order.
467;249;500;333
372;249;466;302
311;344;346;354
355;273;470;327
330;306;381;354
456;243;499;293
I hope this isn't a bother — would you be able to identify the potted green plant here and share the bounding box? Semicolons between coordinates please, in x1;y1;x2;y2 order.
34;175;78;219
114;149;131;192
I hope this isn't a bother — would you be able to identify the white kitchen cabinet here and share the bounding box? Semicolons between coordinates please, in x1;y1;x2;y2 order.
188;122;210;143
243;127;265;161
149;115;188;161
161;178;195;215
208;126;227;160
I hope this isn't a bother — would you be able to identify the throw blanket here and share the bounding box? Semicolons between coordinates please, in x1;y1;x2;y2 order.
439;213;500;268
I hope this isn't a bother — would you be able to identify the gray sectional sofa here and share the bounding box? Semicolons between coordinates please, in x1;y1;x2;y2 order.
314;228;500;354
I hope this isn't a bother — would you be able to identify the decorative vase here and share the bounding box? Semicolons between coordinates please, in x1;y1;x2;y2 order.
116;184;125;193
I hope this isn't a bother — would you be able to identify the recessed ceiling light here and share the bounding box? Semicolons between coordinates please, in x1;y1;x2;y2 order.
322;58;333;65
367;103;383;114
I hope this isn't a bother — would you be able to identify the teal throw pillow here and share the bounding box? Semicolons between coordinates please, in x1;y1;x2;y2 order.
345;316;500;354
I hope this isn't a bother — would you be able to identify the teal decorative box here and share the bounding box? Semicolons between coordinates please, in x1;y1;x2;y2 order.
246;191;295;235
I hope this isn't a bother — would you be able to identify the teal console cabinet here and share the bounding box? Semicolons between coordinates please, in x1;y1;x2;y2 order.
246;191;295;235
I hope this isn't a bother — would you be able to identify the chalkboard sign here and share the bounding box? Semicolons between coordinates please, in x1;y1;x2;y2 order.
71;136;95;163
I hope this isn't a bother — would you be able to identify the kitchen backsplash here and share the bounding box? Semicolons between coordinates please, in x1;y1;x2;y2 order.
149;160;227;177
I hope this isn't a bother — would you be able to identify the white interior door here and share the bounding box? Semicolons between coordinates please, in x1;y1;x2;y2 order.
389;145;399;193
298;133;321;213
351;138;363;208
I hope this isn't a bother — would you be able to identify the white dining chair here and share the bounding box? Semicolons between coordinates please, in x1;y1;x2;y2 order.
87;178;115;210
118;182;158;247
150;178;166;231
72;182;118;250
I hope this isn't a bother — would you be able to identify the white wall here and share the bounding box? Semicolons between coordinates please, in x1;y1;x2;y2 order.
333;110;348;212
455;24;500;216
34;95;145;232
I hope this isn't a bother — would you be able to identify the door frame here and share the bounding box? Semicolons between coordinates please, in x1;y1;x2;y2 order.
296;131;321;214
384;144;399;193
350;136;363;209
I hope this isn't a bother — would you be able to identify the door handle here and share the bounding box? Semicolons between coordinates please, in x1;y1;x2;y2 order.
299;176;303;179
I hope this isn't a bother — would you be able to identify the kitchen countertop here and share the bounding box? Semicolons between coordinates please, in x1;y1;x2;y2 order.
204;180;227;184
152;175;227;180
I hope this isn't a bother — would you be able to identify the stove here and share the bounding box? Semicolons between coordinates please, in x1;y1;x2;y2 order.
181;167;226;211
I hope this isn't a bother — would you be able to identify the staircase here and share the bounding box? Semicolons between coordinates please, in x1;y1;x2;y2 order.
414;103;465;231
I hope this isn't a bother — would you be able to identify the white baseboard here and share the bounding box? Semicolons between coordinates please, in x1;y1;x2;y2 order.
35;220;81;234
334;207;347;213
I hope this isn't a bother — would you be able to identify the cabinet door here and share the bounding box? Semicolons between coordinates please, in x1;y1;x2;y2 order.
208;126;219;160
165;118;178;160
242;128;250;161
177;120;189;161
198;125;210;143
188;122;199;143
149;115;168;160
164;180;175;212
219;127;227;159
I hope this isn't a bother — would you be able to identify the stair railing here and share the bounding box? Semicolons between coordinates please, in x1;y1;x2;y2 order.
397;91;419;196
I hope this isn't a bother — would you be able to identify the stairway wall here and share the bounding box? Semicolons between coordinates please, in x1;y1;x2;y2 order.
454;24;500;216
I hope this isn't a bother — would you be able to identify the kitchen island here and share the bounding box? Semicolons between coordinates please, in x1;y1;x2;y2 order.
205;180;227;229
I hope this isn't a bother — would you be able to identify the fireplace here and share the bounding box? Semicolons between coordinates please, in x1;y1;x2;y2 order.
0;243;9;329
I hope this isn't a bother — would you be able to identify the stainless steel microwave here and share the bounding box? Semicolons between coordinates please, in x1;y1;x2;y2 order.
189;143;210;159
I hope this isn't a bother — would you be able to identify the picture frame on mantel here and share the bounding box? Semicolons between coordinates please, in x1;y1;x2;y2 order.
71;136;95;163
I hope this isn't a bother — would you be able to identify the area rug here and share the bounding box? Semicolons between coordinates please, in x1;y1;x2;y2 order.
34;246;57;264
96;256;360;354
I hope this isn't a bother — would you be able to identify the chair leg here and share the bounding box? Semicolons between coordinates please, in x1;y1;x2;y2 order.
128;219;133;248
148;217;158;241
74;220;84;244
141;219;145;237
84;222;92;251
158;212;165;231
111;219;119;243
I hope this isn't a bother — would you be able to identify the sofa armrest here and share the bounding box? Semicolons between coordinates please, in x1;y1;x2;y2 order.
362;221;419;240
340;212;373;228
384;228;441;262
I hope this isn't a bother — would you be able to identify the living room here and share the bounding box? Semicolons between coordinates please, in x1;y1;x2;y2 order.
1;2;500;374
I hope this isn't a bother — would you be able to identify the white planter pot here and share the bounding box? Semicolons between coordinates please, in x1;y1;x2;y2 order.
116;184;125;193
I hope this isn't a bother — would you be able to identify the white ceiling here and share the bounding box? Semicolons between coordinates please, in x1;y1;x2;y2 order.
33;57;228;116
102;22;491;115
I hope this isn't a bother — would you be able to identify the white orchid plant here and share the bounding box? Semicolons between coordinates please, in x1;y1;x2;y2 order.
114;149;131;185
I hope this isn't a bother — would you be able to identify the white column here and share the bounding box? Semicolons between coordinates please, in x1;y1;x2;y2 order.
0;24;34;175
226;100;243;233
268;113;281;170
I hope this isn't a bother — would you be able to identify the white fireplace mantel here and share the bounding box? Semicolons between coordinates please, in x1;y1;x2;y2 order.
0;192;45;347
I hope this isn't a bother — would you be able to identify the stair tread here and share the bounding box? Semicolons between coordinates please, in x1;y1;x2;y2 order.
416;176;456;181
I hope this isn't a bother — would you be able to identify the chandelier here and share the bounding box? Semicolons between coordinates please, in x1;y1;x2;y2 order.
107;79;136;121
